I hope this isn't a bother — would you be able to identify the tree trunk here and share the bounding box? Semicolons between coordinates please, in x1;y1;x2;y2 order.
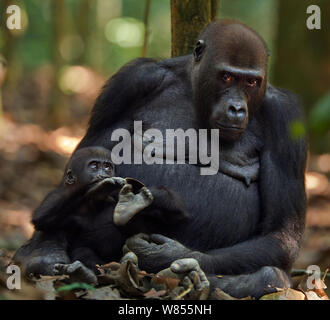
141;0;152;57
76;0;92;64
49;0;68;127
170;0;218;57
211;0;219;21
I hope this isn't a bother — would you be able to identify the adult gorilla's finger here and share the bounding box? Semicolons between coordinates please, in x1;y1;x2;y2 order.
125;233;150;249
120;251;138;265
149;234;171;244
122;244;130;255
182;276;193;289
171;258;209;289
170;258;200;274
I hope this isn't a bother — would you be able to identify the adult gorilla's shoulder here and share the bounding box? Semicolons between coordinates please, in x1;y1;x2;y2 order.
262;84;307;166
86;57;167;135
265;85;305;121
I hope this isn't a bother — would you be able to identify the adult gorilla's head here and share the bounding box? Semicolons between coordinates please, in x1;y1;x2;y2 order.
191;20;269;141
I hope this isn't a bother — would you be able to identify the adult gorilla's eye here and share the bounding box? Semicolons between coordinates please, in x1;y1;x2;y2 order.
221;72;232;83
103;162;112;172
88;161;98;170
246;78;258;88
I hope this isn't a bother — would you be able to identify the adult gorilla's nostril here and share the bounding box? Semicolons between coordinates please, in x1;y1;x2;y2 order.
227;104;247;121
229;105;245;113
228;105;237;114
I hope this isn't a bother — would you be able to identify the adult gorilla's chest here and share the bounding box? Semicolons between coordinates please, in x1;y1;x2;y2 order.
116;81;262;251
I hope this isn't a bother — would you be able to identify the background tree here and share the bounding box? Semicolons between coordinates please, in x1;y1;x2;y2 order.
170;0;218;57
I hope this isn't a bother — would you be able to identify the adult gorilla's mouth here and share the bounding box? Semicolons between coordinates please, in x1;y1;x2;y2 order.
215;122;245;133
214;122;245;141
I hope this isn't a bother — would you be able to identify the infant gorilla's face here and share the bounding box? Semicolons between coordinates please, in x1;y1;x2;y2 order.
64;146;116;187
82;158;114;185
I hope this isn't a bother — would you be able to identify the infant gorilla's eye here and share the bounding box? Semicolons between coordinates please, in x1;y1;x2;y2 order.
103;162;112;172
88;161;98;170
67;172;73;180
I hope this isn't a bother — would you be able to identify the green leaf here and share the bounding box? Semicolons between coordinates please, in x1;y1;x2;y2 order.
56;282;95;292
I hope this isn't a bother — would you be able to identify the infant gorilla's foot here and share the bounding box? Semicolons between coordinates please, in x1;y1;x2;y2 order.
54;261;97;285
113;184;153;226
169;258;210;300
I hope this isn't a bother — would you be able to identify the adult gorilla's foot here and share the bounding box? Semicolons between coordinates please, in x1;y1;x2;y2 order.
113;185;153;226
54;260;98;285
208;266;292;299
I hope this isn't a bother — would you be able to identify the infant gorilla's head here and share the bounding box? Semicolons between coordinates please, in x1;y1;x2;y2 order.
63;147;115;188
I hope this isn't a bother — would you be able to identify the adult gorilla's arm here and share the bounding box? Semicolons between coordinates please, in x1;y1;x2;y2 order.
126;88;307;275
77;58;165;149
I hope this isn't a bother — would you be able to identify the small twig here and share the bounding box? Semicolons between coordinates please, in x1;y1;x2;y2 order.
173;284;193;300
291;269;330;278
322;268;329;282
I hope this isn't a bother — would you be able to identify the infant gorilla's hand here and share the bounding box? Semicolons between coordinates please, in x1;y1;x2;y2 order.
124;233;193;273
87;177;126;198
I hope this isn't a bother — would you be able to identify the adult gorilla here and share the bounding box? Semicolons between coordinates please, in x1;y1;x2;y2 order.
14;20;307;299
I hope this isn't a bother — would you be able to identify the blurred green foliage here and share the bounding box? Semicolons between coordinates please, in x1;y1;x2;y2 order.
290;121;306;141
0;0;329;152
310;92;330;135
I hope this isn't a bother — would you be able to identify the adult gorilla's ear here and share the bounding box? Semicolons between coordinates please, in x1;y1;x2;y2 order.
193;40;206;62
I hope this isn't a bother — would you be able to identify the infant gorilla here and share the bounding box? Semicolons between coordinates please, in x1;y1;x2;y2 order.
31;147;188;280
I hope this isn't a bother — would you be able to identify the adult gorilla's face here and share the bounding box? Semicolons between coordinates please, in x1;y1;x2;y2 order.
191;20;269;141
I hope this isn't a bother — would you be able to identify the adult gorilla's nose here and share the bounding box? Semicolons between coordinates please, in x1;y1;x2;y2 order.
227;100;247;123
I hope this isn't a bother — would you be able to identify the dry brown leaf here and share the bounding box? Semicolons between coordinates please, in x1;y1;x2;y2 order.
83;286;123;300
0;271;45;300
152;275;180;290
313;288;329;300
144;288;167;299
304;291;324;300
260;288;306;300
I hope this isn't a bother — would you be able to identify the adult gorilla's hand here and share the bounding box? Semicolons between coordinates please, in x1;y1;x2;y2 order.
124;233;195;273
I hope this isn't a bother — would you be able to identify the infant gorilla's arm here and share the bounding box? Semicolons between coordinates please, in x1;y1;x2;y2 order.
32;186;87;231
